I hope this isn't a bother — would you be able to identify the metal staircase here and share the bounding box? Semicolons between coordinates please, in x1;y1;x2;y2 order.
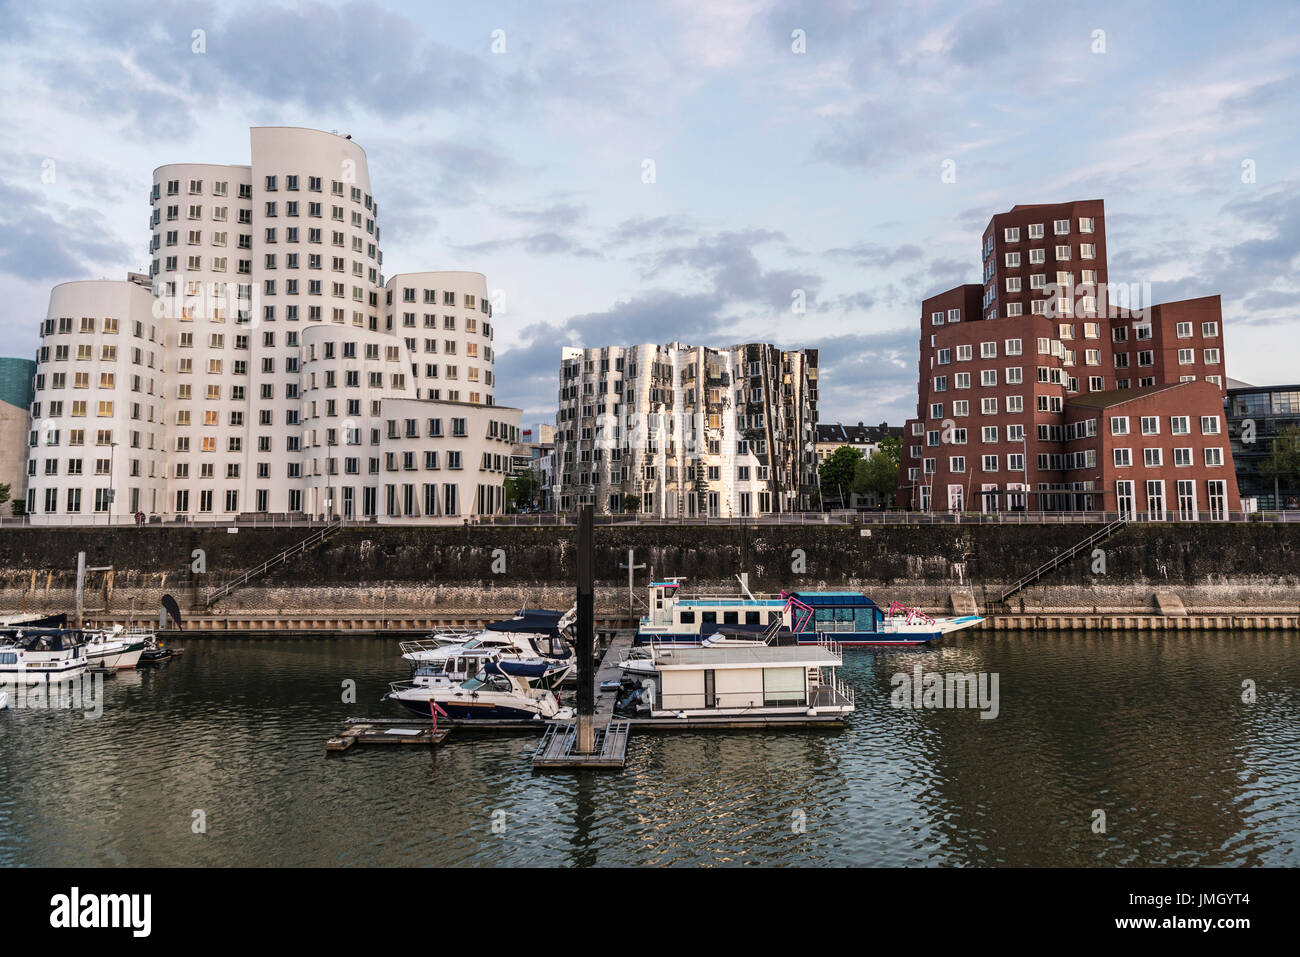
205;518;345;608
998;517;1128;604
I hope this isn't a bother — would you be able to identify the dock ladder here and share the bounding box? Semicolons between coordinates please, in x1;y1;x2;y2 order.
205;518;345;608
998;517;1128;604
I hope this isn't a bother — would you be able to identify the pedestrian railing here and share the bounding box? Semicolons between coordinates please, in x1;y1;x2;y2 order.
204;518;345;608
999;517;1129;604
1;509;1297;530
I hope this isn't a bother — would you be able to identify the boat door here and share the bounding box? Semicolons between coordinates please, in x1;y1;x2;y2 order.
703;669;716;708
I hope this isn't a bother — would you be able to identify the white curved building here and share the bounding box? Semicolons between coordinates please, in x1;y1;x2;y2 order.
24;128;519;524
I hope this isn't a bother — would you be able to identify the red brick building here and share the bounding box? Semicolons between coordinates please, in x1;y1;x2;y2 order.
897;200;1239;517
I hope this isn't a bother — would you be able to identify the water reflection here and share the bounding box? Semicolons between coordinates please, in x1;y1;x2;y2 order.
0;633;1295;866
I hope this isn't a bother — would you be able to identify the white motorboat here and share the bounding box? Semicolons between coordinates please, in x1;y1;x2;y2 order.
400;609;575;670
0;630;90;685
401;645;573;691
387;661;574;721
84;625;147;670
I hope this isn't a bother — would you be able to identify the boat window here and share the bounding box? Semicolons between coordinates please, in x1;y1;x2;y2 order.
763;667;807;706
702;612;717;624
723;612;738;625
679;611;695;624
0;652;16;665
745;612;761;625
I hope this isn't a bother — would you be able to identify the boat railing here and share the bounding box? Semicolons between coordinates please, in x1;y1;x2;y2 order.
681;591;785;604
813;633;844;663
887;601;936;626
811;673;854;710
399;633;477;657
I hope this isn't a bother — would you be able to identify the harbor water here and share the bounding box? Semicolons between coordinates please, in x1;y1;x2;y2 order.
1;632;1297;867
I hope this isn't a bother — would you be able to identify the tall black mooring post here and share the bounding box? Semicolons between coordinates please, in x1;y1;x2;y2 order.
575;504;596;752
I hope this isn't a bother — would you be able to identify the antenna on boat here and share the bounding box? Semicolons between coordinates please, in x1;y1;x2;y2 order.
736;574;756;601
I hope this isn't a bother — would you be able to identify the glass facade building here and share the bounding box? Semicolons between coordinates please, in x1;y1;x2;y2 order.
1225;384;1300;509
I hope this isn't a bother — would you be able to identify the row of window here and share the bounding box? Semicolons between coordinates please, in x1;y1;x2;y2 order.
913;446;1225;474
29;483;477;519
1110;415;1221;436
157;177;372;203
1113;447;1226;467
1000;218;1096;245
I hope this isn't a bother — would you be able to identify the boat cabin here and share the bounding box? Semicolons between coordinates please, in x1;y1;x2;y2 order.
629;643;854;718
640;582;884;642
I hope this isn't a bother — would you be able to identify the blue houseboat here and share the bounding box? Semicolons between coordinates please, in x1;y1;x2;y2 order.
637;580;982;647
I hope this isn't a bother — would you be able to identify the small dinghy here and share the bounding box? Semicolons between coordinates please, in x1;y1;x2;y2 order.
140;638;175;664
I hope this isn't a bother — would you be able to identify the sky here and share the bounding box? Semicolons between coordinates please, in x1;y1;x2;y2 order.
2;0;1298;432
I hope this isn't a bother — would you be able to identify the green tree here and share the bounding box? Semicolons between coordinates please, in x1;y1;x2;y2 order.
623;494;641;514
852;449;899;503
818;446;863;506
504;472;541;511
1260;424;1300;508
0;482;9;509
877;435;902;466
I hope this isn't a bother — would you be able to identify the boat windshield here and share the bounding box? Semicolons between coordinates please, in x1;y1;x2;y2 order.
460;670;512;693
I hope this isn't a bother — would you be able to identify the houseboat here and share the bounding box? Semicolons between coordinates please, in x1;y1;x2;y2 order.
616;640;854;719
637;579;982;647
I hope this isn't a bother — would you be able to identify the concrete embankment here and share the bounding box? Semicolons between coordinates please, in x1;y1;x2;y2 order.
1;522;1297;632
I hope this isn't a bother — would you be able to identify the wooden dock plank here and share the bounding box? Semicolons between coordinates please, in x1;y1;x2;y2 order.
327;723;451;752
593;629;634;721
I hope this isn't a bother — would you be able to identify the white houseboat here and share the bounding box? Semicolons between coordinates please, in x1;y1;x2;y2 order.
617;641;854;719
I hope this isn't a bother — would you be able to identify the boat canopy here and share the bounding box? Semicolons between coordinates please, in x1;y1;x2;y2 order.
788;591;879;610
6;613;68;628
2;629;87;652
487;611;564;637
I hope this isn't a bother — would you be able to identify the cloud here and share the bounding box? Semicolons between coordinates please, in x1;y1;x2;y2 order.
609;216;696;245
0;178;133;281
643;229;822;308
824;241;924;268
